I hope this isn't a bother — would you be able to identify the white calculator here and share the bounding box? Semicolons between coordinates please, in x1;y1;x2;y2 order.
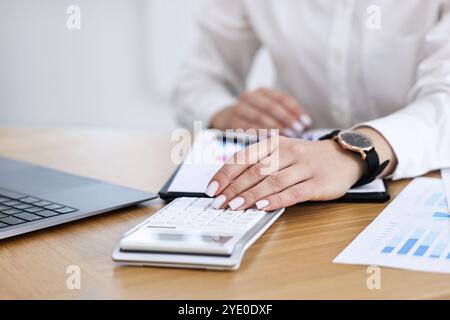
112;197;284;270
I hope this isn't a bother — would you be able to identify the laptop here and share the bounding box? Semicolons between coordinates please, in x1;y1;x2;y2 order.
0;156;157;240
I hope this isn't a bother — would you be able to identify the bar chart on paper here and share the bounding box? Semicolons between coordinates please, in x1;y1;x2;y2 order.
334;178;450;274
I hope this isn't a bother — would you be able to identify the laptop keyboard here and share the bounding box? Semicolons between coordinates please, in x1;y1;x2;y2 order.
0;188;78;229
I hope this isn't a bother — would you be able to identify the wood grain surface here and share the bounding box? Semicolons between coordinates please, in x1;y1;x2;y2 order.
0;127;448;299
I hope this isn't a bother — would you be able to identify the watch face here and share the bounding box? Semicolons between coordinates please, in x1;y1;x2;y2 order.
338;131;374;150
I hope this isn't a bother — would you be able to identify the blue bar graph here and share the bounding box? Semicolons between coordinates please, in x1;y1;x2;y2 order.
382;246;395;254
429;236;450;259
438;198;448;209
413;231;439;257
398;229;425;255
425;193;443;207
381;226;411;254
430;243;446;258
433;212;450;220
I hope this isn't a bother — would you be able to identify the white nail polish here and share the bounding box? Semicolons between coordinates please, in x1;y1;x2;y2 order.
212;195;226;209
256;200;270;210
292;121;304;133
283;128;295;137
229;197;245;210
300;114;312;127
205;181;219;197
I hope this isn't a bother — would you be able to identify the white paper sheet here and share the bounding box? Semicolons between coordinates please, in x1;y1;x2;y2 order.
441;168;450;212
347;179;385;194
334;178;450;274
168;130;245;193
168;129;386;195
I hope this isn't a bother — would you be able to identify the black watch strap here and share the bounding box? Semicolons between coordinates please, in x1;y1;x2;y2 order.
319;130;390;188
319;130;341;142
354;149;390;188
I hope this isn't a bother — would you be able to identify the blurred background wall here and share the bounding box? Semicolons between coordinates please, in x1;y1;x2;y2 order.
0;0;273;132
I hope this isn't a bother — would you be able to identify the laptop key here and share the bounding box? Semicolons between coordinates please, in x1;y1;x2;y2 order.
44;204;64;210
13;204;33;210
20;197;41;204
24;207;44;213
55;207;78;214
0;222;8;228
34;201;52;207
0;205;9;211
0;190;26;200
4;200;22;206
13;212;43;222
2;208;23;215
36;210;61;218
0;216;26;225
0;213;8;219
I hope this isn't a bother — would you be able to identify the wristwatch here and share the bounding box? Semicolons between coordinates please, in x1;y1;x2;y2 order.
319;130;390;188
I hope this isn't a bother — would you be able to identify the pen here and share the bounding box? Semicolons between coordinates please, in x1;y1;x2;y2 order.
216;131;259;146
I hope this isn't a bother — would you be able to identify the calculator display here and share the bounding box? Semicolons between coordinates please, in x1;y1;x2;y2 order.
154;232;234;246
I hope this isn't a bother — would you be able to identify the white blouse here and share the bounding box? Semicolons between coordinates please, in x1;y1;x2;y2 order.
173;0;450;180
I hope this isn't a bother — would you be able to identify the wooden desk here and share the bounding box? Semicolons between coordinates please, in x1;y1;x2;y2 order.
0;127;448;299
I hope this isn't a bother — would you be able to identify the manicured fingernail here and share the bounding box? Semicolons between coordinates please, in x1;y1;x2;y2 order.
256;200;270;210
212;195;226;209
292;121;305;133
300;114;312;127
283;128;296;137
205;181;219;197
229;197;245;210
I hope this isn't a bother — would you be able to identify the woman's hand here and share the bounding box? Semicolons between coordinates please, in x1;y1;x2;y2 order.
205;136;368;211
210;87;312;137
